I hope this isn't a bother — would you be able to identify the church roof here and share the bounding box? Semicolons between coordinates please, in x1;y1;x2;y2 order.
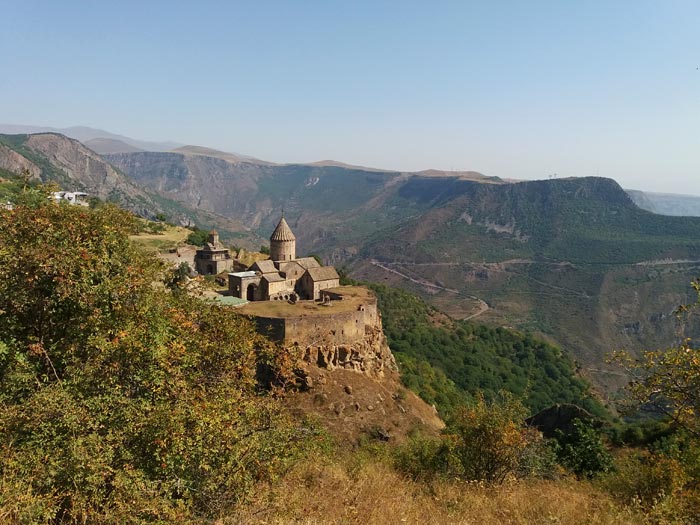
250;260;278;274
262;273;285;283
306;266;340;282
295;256;321;269
270;217;296;242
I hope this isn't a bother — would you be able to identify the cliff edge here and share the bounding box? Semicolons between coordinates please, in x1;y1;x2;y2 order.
239;286;444;443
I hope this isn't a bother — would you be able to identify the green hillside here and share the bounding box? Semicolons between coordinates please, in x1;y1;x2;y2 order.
368;283;607;418
363;177;700;265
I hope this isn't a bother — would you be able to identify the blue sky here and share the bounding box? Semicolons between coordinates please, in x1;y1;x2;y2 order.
1;1;699;193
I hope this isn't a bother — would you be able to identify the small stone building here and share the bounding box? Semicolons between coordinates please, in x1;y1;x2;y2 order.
299;266;341;300
194;230;233;275
229;216;340;301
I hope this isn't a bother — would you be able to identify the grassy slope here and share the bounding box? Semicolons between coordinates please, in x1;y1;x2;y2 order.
128;222;192;252
235;457;640;525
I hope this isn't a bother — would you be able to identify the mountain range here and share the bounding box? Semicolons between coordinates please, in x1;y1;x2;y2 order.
2;127;700;396
0;124;182;152
0;132;255;241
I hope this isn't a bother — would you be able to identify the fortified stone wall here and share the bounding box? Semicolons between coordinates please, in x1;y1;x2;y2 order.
249;295;396;377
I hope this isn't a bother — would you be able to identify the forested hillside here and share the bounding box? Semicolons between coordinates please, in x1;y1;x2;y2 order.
368;283;607;418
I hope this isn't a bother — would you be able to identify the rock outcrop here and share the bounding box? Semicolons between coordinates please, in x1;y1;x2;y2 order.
241;286;443;443
0;143;40;178
302;323;397;378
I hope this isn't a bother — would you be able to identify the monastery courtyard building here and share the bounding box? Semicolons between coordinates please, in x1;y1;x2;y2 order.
228;216;340;301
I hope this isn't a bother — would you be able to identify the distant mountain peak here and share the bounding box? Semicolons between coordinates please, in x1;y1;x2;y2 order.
0;124;182;152
84;138;144;154
172;145;274;165
304;160;395;172
415;169;502;183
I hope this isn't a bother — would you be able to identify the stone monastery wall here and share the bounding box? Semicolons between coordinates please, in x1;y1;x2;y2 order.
252;297;379;348
246;288;396;377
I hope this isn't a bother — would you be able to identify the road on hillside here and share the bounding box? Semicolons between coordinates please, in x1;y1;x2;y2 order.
369;260;490;320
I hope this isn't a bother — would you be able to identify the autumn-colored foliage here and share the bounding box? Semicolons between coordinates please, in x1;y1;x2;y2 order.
0;196;316;523
395;393;553;483
606;280;700;519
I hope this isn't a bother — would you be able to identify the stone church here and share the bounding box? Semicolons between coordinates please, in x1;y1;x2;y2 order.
194;230;233;275
228;216;340;301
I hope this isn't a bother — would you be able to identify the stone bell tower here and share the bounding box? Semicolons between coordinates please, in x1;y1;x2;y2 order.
270;216;296;262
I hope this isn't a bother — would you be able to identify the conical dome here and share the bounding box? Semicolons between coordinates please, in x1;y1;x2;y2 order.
270;217;296;242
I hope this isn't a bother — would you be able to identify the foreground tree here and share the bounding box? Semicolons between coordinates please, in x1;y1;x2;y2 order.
0;196;314;523
610;280;700;438
607;282;700;519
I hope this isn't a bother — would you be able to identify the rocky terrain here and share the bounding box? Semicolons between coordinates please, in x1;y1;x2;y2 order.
240;286;444;442
0;133;260;245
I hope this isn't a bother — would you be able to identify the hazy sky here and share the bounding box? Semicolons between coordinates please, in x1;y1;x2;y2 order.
1;1;699;194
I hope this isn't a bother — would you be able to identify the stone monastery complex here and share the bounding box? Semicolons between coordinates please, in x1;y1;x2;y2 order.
228;216;340;301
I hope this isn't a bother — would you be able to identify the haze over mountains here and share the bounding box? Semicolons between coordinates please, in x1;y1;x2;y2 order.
2;127;700;396
4;122;698;215
0;124;182;152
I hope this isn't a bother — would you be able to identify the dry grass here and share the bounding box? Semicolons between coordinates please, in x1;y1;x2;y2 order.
129;224;191;252
228;456;642;525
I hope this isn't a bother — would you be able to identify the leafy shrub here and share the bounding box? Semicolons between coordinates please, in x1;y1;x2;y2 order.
186;227;209;246
602;451;687;507
394;437;446;481
395;393;549;484
444;393;532;483
0;199;316;522
553;419;613;478
517;431;561;479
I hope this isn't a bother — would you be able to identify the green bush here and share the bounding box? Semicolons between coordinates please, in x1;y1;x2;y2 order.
0;199;317;522
553;419;613;478
186;227;209;246
394;437;446;481
395;393;550;484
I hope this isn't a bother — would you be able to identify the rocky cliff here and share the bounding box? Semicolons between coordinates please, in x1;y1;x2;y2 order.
240;287;444;443
300;321;398;379
0;133;259;244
